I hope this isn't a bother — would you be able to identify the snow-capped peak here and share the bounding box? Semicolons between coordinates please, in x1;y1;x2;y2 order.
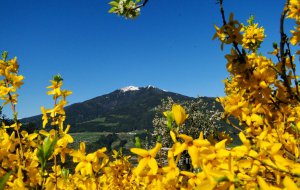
145;85;168;92
146;85;155;89
120;86;140;92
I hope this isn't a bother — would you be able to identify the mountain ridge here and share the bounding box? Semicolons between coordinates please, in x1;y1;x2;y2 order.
21;86;219;133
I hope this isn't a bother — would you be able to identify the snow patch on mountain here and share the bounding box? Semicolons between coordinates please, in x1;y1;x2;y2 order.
120;86;140;92
145;85;167;91
146;85;155;88
120;85;168;92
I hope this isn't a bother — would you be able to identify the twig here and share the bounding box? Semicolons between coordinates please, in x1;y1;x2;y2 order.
269;94;281;110
53;97;58;190
218;0;245;63
5;79;25;165
133;0;149;10
225;118;243;132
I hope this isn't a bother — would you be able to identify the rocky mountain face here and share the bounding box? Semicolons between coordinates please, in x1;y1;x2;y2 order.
21;86;203;133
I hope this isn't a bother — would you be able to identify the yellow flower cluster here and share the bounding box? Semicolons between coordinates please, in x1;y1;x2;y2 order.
288;0;300;21
289;0;300;49
241;23;265;51
211;0;300;189
0;56;110;189
213;13;243;50
0;52;23;108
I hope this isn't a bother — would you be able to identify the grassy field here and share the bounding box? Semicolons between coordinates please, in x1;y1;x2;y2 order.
69;130;148;153
70;132;112;149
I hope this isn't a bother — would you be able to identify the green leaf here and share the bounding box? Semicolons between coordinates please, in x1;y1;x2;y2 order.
1;52;8;62
0;171;11;190
291;123;298;133
164;111;174;129
53;74;63;83
247;15;255;25
156;135;162;143
109;7;117;13
37;147;46;170
215;176;229;183
135;136;142;148
37;136;58;171
61;167;70;181
43;136;57;160
108;1;119;7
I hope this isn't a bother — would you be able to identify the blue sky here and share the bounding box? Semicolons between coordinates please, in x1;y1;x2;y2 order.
0;0;290;118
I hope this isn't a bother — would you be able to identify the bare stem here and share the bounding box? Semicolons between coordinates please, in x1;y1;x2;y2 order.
53;96;58;189
5;79;25;164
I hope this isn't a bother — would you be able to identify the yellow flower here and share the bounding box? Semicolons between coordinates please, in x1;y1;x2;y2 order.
46;80;62;97
242;23;265;51
11;74;24;89
49;99;67;118
180;170;208;189
71;142;108;176
20;130;38;147
173;134;210;168
162;151;179;181
41;106;48;128
172;104;188;126
288;0;300;21
75;159;94;176
39;129;57;140
0;86;11;97
283;176;299;190
213;13;243;49
56;125;73;163
290;23;300;45
6;167;25;189
61;89;72;100
57;125;73;146
250;113;264;126
130;142;162;175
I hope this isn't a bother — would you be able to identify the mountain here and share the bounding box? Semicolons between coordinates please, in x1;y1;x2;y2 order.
21;86;200;133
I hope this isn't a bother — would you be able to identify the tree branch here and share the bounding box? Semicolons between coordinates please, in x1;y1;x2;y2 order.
279;0;300;101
